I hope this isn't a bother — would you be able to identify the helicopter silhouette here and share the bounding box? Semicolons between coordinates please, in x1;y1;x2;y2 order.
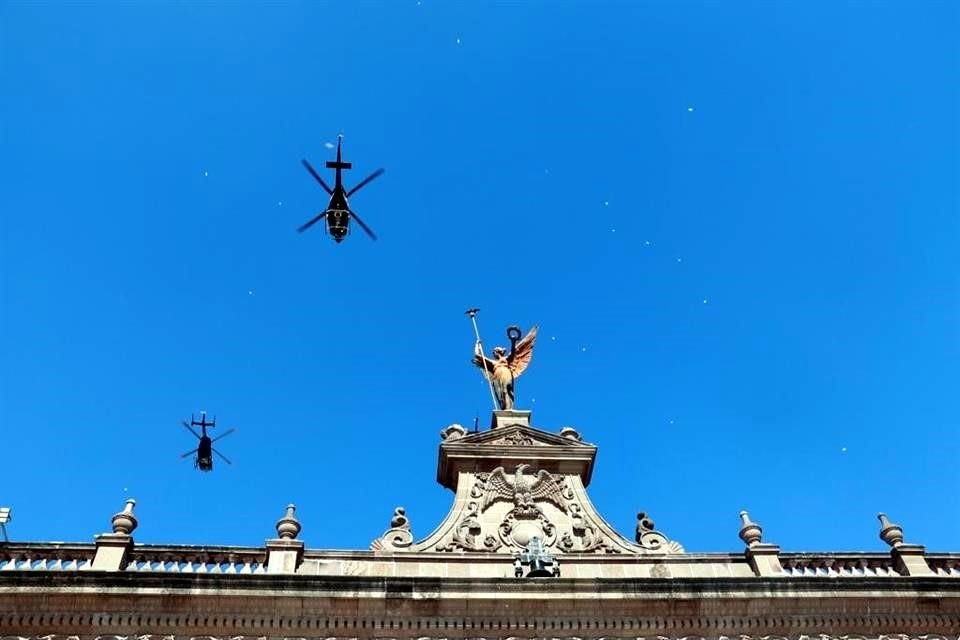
180;412;235;472
298;135;384;243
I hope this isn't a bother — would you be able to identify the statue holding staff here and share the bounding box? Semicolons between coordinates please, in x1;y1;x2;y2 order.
472;324;539;411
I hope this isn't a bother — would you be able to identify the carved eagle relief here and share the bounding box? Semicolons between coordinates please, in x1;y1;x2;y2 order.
481;464;568;514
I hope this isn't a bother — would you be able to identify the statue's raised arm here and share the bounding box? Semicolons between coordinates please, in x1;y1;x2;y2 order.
472;341;497;376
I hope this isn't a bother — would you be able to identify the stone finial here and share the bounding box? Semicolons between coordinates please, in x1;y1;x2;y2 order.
390;506;410;530
878;512;904;548
111;499;138;535
738;510;763;547
440;423;468;441
559;426;582;441
635;511;655;542
275;504;301;540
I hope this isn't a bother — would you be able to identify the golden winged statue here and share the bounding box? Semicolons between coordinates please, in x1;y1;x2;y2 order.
473;325;538;411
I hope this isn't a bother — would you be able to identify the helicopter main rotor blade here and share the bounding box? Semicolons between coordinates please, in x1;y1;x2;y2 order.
213;448;233;465
297;211;327;233
346;168;384;197
212;427;236;443
180;448;199;459
348;208;377;241
181;420;202;440
302;159;333;194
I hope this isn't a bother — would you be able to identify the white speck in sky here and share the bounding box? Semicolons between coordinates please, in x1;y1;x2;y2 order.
687;107;694;112
703;299;708;304
610;228;616;233
544;168;550;175
277;201;283;207
456;37;461;45
531;397;536;403
324;142;335;149
677;257;683;263
603;201;609;206
248;290;254;296
580;346;587;352
644;240;651;246
669;419;675;425
203;170;208;177
551;336;556;341
841;447;848;453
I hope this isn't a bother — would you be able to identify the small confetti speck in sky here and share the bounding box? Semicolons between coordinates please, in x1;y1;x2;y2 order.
277;201;283;207
677;257;683;262
610;228;616;233
248;290;254;296
841;447;848;453
551;336;556;341
603;201;609;206
455;37;461;45
644;240;651;246
687;107;694;112
203;170;208;177
580;346;587;352
703;299;708;304
669;419;675;425
324;142;335;149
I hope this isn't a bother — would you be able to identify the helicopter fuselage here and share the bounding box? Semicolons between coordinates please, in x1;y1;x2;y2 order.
325;189;351;242
196;436;213;471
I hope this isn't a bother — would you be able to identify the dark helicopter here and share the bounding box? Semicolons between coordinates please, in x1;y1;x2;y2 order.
298;135;384;243
180;412;235;472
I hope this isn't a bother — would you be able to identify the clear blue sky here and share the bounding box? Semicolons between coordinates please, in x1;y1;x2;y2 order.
2;1;957;553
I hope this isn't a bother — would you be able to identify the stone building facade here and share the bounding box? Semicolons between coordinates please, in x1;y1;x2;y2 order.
1;410;958;639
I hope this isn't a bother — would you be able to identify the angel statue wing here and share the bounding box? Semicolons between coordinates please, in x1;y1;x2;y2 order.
507;325;539;377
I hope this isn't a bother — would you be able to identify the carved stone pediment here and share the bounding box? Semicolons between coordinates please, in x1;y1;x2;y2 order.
394;412;685;556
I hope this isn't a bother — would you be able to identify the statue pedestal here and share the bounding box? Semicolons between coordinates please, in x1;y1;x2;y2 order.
491;410;532;429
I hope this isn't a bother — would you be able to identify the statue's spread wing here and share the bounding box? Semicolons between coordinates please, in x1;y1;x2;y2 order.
528;469;568;513
482;467;515;512
507;325;539;377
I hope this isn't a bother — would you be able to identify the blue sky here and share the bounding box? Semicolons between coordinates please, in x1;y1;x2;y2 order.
2;1;957;553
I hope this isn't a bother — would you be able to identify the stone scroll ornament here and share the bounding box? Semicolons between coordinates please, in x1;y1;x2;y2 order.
370;507;413;552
